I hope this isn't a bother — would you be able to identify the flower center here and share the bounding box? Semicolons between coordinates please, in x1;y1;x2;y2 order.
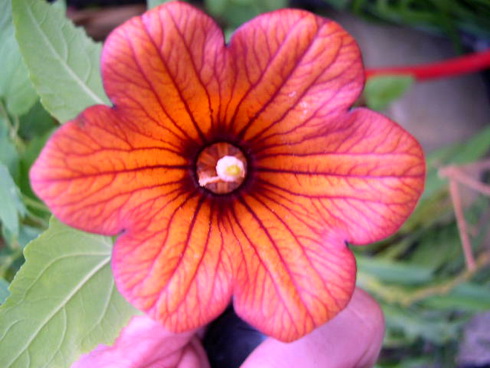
196;142;247;194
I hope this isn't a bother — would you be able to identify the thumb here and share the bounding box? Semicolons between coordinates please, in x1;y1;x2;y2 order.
240;288;385;368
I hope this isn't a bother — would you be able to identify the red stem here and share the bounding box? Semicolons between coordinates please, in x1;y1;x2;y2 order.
365;49;490;81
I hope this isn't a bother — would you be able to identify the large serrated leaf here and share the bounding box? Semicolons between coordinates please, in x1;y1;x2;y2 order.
0;218;139;368
0;163;26;238
0;0;38;116
12;0;110;122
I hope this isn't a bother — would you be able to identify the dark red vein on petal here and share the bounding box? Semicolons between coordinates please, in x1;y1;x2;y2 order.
238;195;317;328
157;195;211;314
256;150;423;160
229;201;300;334
134;190;201;300
122;187;188;238
142;16;207;144
207;202;228;304
258;178;419;204
166;7;216;133
252;110;352;152
227;16;306;132
52;144;186;158
255;189;322;233
121;25;198;145
251;73;362;150
33;164;190;182
256;167;423;179
49;180;184;208
248;192;340;310
110;92;189;147
235;22;325;141
246;39;348;145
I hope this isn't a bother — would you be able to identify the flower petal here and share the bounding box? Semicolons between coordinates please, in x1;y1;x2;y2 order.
254;108;425;244
102;2;229;145
226;9;363;144
30;105;190;235
112;195;236;332
230;192;356;342
71;315;209;368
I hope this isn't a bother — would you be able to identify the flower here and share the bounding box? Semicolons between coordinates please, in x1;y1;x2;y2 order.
30;1;425;342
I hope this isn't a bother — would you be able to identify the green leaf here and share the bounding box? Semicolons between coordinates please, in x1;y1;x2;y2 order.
51;0;67;13
0;163;26;237
0;115;19;181
383;303;460;344
147;0;175;9
18;130;55;201
0;0;38;116
17;225;44;249
12;0;110;123
320;0;351;11
206;0;287;27
18;101;56;141
0;218;139;368
364;75;414;111
0;279;9;304
357;256;434;285
423;125;490;200
422;283;490;312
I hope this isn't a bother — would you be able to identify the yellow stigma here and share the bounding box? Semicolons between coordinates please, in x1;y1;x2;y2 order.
225;164;241;176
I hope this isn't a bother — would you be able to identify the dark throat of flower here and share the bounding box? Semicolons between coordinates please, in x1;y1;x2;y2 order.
196;142;247;194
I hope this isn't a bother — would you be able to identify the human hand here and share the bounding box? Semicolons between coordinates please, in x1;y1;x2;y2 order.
72;289;384;368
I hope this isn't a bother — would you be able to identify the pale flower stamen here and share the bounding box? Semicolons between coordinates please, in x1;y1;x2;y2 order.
216;156;246;182
198;155;246;187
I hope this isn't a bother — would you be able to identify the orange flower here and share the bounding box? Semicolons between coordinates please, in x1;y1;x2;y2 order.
30;1;425;342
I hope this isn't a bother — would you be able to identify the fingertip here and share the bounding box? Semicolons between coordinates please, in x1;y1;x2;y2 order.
178;338;211;368
349;289;385;368
240;288;385;368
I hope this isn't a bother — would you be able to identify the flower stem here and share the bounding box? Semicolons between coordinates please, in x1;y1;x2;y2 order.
365;49;490;81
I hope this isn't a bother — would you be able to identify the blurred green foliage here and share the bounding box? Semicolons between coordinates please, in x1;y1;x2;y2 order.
355;124;490;367
0;0;56;284
322;0;490;48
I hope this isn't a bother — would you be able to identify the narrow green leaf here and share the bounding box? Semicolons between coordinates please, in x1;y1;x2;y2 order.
12;0;110;123
0;218;139;368
357;256;434;285
364;75;414;111
0;163;26;237
422;283;490;312
0;0;38;116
